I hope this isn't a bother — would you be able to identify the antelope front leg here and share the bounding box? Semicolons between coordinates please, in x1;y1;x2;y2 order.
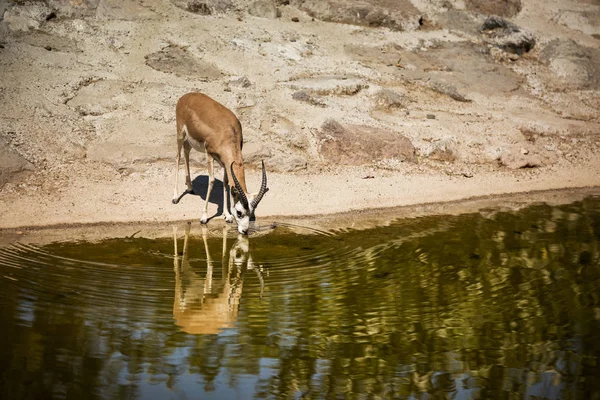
201;154;215;224
222;168;233;223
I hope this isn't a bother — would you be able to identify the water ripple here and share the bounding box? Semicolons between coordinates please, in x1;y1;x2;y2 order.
1;198;599;400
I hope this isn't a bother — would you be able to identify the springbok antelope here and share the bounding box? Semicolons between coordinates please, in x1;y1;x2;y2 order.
172;92;269;235
172;223;264;335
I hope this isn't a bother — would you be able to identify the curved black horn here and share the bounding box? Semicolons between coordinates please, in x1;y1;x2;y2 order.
230;162;249;209
251;160;269;210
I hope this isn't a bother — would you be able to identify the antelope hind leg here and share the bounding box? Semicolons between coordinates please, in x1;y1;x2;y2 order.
173;128;194;204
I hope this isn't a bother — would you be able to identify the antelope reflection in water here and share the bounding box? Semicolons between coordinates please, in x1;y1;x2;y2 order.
172;223;265;334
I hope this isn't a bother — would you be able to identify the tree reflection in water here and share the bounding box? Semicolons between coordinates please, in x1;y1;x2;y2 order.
0;197;599;399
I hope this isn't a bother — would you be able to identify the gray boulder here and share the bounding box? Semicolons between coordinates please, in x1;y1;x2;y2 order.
481;16;535;55
317;119;416;165
295;0;422;31
248;1;280;19
539;39;599;90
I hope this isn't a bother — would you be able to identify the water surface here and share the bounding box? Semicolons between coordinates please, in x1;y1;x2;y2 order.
1;197;599;399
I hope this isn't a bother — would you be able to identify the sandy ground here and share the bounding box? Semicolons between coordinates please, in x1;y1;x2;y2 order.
0;0;599;238
2;185;599;246
1;159;599;228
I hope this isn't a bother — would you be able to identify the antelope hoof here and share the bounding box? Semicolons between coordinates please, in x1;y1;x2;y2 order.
173;189;193;205
200;215;208;224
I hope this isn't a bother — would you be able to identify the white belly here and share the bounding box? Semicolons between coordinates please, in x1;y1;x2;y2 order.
183;124;206;152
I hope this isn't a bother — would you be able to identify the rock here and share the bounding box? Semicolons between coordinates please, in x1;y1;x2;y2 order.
435;10;481;34
186;0;212;14
539;39;599;90
481;16;535;55
553;9;600;38
2;2;54;32
18;31;81;53
465;0;522;18
0;2;11;19
0;137;33;188
269;154;308;172
96;0;159;20
171;0;233;15
481;15;511;31
46;0;100;18
87;142;156;167
499;146;544;169
492;31;535;56
424;138;457;162
372;89;408;110
429;82;471;102
284;75;366;96
397;41;523;97
291;90;326;107
86;119;172;167
145;45;224;79
228;76;252;88
248;1;280;19
242;142;272;164
317;119;416;165
262;116;309;150
65;79;123;116
296;0;422;31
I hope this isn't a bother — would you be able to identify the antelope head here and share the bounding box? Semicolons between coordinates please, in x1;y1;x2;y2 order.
230;160;269;235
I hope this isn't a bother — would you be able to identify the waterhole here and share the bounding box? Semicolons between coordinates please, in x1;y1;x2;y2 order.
1;197;599;399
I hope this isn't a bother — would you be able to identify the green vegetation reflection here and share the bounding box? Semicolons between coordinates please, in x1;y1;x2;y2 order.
1;197;599;399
